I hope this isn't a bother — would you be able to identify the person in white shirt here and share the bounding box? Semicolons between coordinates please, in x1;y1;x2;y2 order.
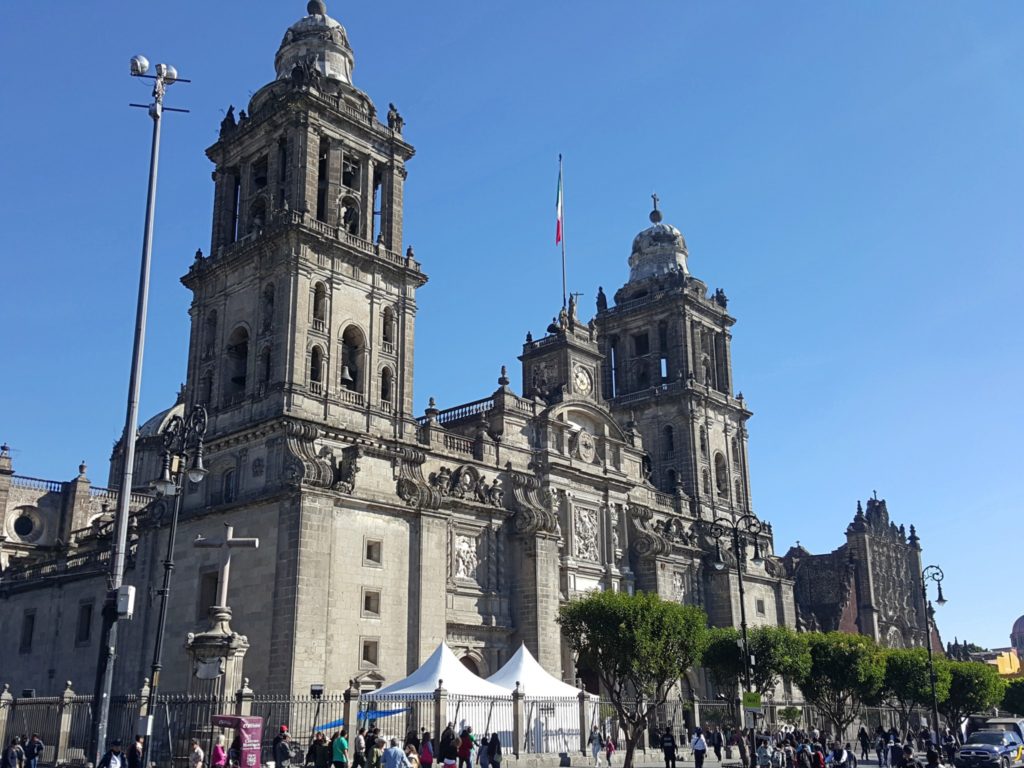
189;739;205;768
691;728;708;768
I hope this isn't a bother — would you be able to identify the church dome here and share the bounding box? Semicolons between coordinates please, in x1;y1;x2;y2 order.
137;401;185;439
275;1;355;89
628;198;689;283
1013;615;1024;637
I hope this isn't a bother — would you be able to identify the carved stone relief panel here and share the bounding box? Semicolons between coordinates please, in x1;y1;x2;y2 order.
573;506;599;562
455;533;480;582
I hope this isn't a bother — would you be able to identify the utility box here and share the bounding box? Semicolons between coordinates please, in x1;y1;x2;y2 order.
116;585;136;619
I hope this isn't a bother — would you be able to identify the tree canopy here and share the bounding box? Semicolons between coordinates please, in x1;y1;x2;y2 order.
1003;678;1024;717
794;632;886;736
702;625;810;696
939;661;1005;730
559;590;708;768
882;648;951;729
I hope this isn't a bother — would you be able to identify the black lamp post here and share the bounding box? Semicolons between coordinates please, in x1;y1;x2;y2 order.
920;565;947;746
141;405;208;768
709;513;764;768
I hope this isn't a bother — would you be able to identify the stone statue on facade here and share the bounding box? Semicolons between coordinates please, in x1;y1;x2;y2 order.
387;103;405;132
596;286;608;313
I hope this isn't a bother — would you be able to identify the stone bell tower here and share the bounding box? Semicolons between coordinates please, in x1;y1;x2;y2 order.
182;0;426;442
596;198;754;523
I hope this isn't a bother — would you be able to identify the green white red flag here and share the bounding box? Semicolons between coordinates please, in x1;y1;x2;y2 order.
555;156;564;245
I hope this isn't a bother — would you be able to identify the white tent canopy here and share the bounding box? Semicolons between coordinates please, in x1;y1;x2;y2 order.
487;644;588;699
364;641;510;699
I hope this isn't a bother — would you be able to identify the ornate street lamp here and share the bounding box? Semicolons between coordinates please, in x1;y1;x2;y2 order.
140;405;208;768
921;565;946;746
90;56;190;763
708;513;764;767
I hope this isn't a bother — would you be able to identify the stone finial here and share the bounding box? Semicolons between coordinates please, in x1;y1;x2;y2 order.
525;331;533;344
425;397;439;420
650;193;662;223
307;0;327;14
194;248;204;262
498;365;510;387
78;461;87;478
0;443;11;475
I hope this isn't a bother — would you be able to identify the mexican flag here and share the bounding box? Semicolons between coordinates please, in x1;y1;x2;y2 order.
555;157;564;245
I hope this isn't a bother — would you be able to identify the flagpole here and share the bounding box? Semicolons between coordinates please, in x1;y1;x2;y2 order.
559;154;567;309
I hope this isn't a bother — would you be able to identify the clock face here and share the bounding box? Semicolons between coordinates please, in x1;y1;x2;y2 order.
573;365;593;395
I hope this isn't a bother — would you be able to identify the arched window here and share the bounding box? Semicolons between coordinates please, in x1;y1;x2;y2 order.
665;469;678;493
380;367;393;404
309;345;325;394
224;327;249;402
382;306;396;347
312;282;327;330
340;325;366;393
701;468;711;495
662;425;674;457
702;356;712;385
223;469;237;505
203;310;218;359
261;283;275;332
341;196;360;236
699;426;708;457
731;436;740;467
714;452;729;497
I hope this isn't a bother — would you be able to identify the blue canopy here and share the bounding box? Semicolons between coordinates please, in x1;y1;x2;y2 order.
316;708;410;730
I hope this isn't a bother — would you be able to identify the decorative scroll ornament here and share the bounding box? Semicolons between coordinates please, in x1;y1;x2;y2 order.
506;462;558;535
394;447;441;510
572;430;597;463
428;465;504;507
628;503;671;557
283;422;334;488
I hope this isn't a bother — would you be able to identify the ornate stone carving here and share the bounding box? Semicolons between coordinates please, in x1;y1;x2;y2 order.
628;503;670;557
573;507;599;561
427;465;504;507
394;447;441;510
332;445;361;494
671;570;687;602
506;462;558;535
571;430;596;463
251;458;265;478
454;534;479;581
282;422;334;488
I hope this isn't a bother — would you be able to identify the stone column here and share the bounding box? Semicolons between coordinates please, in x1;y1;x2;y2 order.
417;513;448;665
56;682;75;765
578;685;589;754
342;681;360;761
511;684;524;759
432;682;448;746
234;678;254;717
0;685;13;751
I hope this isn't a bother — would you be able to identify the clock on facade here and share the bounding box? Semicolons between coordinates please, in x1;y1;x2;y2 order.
572;365;593;396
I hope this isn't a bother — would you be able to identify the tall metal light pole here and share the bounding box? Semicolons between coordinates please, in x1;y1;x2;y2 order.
141;406;208;768
89;56;189;764
710;513;765;768
920;565;947;746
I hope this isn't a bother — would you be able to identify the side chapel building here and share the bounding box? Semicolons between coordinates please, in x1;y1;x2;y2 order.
0;2;939;697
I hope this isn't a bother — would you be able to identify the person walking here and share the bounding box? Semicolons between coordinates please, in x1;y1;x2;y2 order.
857;729;870;763
22;735;42;768
382;739;409;768
353;729;367;768
188;740;205;768
418;733;434;768
661;727;678;768
405;745;420;768
274;733;292;768
127;735;144;768
212;735;228;768
604;735;615;768
441;735;458;768
711;729;723;763
588;727;604;768
333;730;350;768
486;734;501;768
2;739;25;768
692;728;708;768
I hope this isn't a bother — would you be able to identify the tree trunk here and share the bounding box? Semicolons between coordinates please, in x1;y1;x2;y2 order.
623;723;644;768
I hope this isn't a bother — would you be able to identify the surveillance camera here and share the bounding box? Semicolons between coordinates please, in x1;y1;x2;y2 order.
130;55;150;77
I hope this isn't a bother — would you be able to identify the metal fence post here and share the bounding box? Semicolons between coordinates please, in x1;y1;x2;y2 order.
342;681;359;762
235;679;254;717
56;682;76;765
511;684;524;759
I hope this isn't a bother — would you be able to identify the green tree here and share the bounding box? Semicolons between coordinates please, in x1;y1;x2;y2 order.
559;590;708;768
882;648;952;730
939;661;1005;731
778;706;803;728
1003;678;1024;716
794;632;886;738
702;626;811;696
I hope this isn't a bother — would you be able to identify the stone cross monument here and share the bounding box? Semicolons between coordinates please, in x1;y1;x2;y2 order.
185;524;259;698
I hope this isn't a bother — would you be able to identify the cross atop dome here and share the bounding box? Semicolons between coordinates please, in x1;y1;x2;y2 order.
650;193;663;223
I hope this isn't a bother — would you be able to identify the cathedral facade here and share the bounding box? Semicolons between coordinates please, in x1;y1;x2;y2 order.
0;2;936;698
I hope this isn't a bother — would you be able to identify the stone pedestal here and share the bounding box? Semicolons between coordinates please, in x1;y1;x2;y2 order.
185;606;250;700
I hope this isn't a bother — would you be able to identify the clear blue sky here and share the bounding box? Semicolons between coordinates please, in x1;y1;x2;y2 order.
1;2;1021;650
